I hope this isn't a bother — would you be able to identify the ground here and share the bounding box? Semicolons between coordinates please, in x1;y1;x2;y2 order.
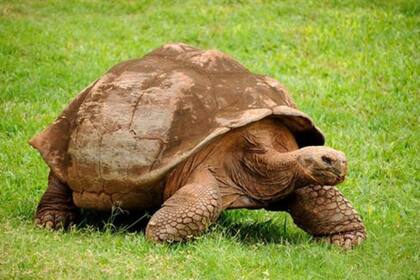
0;0;419;279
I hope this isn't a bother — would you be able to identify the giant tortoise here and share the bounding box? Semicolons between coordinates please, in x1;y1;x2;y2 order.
30;43;366;248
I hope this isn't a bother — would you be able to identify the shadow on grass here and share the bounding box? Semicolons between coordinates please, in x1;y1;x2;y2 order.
77;208;152;233
217;213;306;245
76;208;306;245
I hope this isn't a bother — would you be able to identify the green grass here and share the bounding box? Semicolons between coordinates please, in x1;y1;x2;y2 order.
0;0;419;279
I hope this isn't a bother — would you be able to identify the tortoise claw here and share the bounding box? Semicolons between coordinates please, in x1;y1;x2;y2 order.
318;230;366;249
35;209;78;230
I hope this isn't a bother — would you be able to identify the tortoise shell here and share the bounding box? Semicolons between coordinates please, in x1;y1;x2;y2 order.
30;43;324;209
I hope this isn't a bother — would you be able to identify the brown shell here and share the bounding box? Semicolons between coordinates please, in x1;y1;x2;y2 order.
30;43;324;208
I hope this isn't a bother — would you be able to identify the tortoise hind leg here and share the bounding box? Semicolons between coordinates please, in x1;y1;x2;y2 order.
285;185;366;249
35;171;79;230
146;170;221;242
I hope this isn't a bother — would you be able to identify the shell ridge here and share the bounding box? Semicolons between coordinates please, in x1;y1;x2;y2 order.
150;53;249;75
99;109;107;194
259;75;297;108
205;73;220;112
128;91;146;129
97;133;105;194
127;71;163;130
149;142;167;172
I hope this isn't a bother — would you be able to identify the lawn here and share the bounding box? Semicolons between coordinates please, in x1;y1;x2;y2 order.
0;0;419;279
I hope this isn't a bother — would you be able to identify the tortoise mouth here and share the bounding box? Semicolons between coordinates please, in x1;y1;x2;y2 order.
319;169;346;185
336;175;345;184
334;166;347;182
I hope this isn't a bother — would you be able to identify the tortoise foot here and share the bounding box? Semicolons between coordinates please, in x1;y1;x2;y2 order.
35;209;78;230
318;230;366;249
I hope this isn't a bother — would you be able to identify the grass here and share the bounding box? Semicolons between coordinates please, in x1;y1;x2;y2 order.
0;0;419;279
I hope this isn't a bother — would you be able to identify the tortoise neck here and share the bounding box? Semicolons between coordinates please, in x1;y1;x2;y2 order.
231;150;300;203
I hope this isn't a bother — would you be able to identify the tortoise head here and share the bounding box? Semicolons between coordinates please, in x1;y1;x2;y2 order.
296;146;348;186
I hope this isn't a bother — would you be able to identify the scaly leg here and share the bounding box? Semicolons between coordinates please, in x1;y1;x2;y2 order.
35;171;79;229
146;170;221;242
284;185;366;249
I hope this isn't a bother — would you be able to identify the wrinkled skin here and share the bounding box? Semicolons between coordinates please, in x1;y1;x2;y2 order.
36;118;366;248
35;173;79;230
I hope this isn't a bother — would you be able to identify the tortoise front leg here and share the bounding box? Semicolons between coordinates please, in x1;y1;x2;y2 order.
146;170;221;242
35;171;79;230
284;185;366;249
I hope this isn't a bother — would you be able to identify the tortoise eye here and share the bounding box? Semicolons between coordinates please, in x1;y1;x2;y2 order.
321;156;333;165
